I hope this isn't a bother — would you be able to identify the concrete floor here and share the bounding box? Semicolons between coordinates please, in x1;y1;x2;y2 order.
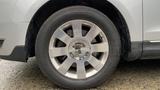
1;58;160;90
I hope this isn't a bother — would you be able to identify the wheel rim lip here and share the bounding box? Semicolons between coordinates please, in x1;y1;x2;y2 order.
48;19;109;79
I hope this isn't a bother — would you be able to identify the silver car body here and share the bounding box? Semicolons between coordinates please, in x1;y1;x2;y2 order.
0;0;159;60
0;0;48;55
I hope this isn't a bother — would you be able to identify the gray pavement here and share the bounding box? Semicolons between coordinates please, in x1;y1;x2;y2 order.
1;58;160;90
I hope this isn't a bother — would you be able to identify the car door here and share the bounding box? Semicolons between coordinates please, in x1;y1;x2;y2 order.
143;0;160;41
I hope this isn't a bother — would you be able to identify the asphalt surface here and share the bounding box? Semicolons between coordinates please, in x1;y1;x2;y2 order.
1;58;160;90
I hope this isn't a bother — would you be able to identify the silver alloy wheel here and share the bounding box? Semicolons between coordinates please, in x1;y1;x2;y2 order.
49;20;109;79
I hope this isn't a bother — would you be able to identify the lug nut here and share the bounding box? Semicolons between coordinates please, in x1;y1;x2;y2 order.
80;57;84;60
70;53;74;58
86;52;90;56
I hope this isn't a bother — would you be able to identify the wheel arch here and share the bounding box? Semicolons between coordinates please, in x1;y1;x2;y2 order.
25;0;132;60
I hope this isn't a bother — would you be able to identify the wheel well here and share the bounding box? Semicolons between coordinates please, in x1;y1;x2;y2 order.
25;0;131;59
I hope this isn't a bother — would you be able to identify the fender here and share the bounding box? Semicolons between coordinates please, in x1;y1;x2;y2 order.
107;0;143;42
0;0;49;56
106;0;143;60
13;0;49;23
15;0;143;42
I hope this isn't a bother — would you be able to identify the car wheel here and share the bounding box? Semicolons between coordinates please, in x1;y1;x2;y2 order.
35;6;121;89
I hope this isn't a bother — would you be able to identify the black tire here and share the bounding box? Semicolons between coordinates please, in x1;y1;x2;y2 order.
36;6;121;89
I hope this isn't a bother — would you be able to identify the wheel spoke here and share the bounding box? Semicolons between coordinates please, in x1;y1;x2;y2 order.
91;42;109;53
72;21;82;37
85;25;101;42
58;58;74;75
53;28;72;44
49;47;67;58
88;56;103;71
77;61;86;79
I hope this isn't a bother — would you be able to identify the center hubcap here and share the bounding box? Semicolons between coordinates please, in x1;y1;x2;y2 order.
69;40;91;61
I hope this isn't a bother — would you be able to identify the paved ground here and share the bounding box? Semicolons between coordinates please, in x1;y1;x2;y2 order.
1;58;160;90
